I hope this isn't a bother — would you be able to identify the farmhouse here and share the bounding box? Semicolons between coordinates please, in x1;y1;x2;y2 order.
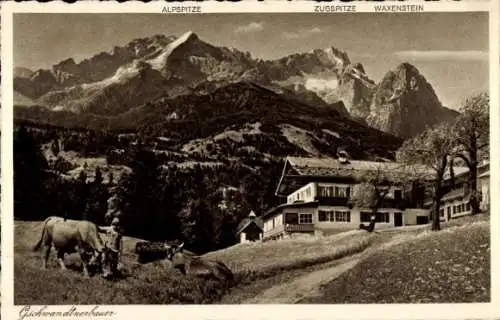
263;156;491;241
432;161;490;222
262;156;433;241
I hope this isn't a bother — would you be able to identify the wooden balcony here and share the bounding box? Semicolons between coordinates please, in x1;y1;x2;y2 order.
285;223;314;233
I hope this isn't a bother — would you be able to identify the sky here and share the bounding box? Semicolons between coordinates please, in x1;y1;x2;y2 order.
14;13;489;109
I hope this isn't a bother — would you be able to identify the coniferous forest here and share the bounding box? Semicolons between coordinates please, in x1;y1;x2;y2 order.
14;123;284;254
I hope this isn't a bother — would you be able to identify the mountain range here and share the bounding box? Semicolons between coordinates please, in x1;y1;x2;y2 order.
14;31;459;146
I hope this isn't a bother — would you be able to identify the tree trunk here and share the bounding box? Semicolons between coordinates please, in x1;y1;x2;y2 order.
368;208;377;233
469;150;480;214
367;195;385;233
431;194;441;231
432;167;446;231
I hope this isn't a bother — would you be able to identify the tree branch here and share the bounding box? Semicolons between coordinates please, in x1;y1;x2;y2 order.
454;153;472;169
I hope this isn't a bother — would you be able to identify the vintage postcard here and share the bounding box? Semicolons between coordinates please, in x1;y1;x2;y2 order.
1;0;498;319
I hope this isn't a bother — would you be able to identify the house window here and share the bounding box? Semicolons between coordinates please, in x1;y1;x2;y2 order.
335;186;350;198
376;212;390;223
394;189;402;200
466;202;471;211
319;210;334;222
360;211;373;222
453;206;457;214
335;211;351;222
439;209;444;217
447;207;451;216
319;185;351;198
299;213;313;224
319;186;328;197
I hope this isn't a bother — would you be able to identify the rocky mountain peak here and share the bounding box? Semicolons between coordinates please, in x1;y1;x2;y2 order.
366;62;457;139
13;33;459;140
376;62;441;106
181;30;198;41
14;67;34;79
53;58;77;69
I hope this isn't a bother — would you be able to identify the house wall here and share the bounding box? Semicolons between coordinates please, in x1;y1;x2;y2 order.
308;206;404;230
263;205;420;239
404;209;430;225
440;198;472;222
287;183;316;203
286;182;405;205
263;212;284;233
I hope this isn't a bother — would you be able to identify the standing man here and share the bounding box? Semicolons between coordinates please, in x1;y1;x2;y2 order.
100;217;124;278
100;187;124;278
105;187;121;221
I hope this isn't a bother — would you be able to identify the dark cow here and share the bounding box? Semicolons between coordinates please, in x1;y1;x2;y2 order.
166;243;234;282
33;216;108;277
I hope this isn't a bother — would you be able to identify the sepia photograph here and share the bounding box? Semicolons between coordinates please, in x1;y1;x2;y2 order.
5;8;492;309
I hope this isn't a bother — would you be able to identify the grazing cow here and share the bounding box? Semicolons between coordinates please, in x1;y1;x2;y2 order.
166;243;234;282
33;216;108;277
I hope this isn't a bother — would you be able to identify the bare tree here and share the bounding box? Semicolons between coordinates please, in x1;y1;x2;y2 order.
397;123;455;231
452;92;489;214
350;163;405;232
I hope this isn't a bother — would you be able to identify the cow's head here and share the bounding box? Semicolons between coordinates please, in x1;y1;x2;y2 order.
85;250;104;274
166;242;184;260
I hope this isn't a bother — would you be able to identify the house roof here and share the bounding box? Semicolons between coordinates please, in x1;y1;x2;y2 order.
424;188;469;206
286;157;404;175
442;189;469;202
478;170;490;179
276;156;440;196
236;213;263;235
262;200;319;219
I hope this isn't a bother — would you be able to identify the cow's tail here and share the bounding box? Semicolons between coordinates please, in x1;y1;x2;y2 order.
33;217;51;251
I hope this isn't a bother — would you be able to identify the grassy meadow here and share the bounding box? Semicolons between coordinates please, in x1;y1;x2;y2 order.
14;214;490;304
14;221;373;304
300;215;491;303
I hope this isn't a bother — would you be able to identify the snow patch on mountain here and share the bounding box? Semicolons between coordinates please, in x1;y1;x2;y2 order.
304;77;339;93
147;31;196;70
81;60;144;90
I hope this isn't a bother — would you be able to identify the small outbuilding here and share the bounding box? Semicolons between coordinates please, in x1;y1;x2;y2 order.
236;211;263;243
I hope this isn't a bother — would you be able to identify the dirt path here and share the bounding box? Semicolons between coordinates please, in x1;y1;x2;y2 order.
242;255;362;304
241;236;394;304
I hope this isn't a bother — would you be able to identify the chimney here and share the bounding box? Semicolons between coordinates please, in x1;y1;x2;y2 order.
249;211;256;219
